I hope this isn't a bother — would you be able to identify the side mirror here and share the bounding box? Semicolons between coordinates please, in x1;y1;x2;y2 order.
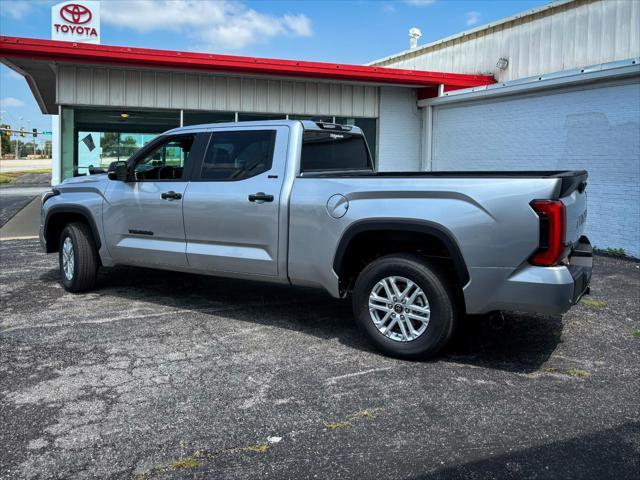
107;161;128;181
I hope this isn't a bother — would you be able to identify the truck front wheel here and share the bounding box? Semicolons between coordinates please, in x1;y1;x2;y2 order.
59;222;99;293
352;254;457;359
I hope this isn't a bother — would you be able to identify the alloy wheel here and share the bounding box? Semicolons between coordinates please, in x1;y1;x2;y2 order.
368;276;431;342
62;236;75;281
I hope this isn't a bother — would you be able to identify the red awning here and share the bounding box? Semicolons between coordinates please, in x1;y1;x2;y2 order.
1;36;495;114
1;36;494;89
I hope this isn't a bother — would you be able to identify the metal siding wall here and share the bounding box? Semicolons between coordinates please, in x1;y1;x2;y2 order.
267;80;280;113
280;81;292;114
156;72;170;108
76;67;91;104
213;77;227;110
125;70;140;106
57;65;74;103
139;71;154;107
109;70;125;106
431;78;640;257
377;87;422;171
92;68;108;105
374;0;640;82
185;75;199;110
57;64;379;118
171;74;185;109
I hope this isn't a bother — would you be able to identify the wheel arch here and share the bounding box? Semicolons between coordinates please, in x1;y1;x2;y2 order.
333;219;470;295
44;205;102;254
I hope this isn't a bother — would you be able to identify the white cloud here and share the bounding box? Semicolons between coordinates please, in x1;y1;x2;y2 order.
0;0;51;19
403;0;436;6
0;97;25;108
0;0;34;19
382;3;396;13
283;14;312;37
101;0;312;51
466;11;481;26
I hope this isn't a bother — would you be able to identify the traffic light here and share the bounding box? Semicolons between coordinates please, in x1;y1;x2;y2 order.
2;126;10;137
19;128;25;137
32;128;38;138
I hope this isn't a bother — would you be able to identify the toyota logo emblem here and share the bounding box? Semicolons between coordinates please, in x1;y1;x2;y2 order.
60;4;92;25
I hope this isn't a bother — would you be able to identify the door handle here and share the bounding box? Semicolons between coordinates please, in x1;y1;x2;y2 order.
248;192;274;203
161;191;182;200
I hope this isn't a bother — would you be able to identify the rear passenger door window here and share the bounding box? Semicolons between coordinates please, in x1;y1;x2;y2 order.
199;130;276;181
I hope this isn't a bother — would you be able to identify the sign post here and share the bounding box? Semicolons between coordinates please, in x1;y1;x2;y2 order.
51;1;100;184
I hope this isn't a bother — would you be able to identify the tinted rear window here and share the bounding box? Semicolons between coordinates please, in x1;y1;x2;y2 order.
301;131;371;172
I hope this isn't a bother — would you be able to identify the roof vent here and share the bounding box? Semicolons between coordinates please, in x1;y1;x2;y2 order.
496;57;509;70
409;28;422;50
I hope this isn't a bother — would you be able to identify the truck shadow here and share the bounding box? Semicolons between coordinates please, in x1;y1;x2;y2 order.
404;422;639;480
40;265;563;374
446;312;564;373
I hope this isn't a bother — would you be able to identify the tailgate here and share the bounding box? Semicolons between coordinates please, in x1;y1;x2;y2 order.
558;171;588;247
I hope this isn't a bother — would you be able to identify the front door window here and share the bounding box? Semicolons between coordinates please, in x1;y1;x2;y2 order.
134;136;194;181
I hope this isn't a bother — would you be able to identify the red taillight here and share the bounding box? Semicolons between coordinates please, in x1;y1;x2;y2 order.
529;200;566;266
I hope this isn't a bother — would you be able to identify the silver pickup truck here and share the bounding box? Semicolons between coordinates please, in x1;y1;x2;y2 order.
40;120;592;358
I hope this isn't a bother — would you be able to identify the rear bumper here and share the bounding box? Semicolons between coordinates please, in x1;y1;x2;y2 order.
465;236;593;315
567;236;593;304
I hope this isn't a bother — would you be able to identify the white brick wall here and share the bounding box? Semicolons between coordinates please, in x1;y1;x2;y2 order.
377;87;422;171
431;78;640;257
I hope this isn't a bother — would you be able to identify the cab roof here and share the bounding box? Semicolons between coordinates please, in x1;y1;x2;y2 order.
164;120;364;136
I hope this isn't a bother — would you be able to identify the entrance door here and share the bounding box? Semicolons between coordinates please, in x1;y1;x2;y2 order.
103;133;205;268
183;127;288;277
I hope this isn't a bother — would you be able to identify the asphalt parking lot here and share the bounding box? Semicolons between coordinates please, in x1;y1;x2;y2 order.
1;239;638;480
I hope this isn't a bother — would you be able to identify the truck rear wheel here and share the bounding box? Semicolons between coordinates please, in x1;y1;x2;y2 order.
59;222;98;293
352;254;457;359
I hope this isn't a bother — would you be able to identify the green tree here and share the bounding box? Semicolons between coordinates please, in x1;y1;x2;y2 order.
120;135;139;158
100;132;119;159
1;124;12;155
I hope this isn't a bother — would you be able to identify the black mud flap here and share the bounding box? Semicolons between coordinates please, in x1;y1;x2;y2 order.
568;236;593;304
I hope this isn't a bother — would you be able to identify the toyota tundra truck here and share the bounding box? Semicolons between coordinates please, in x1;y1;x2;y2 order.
40;120;592;359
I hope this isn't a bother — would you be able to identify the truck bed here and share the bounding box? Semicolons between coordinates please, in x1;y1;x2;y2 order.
300;170;588;197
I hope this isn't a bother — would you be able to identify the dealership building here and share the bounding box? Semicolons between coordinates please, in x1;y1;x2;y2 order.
1;0;638;256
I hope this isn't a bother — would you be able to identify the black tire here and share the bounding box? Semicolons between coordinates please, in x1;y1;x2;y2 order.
58;222;98;293
352;254;457;360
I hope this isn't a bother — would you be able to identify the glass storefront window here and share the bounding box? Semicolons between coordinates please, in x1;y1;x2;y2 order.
59;107;378;179
119;133;157;159
238;113;286;122
184;111;235;126
76;132;159;174
288;115;318;121
67;108;180;178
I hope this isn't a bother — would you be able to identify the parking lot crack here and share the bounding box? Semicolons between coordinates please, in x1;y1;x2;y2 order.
325;367;393;385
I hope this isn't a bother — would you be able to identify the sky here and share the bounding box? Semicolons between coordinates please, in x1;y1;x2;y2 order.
0;0;549;133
